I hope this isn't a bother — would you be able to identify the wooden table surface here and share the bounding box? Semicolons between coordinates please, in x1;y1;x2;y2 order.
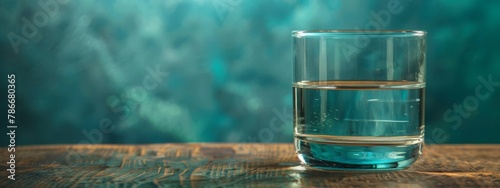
1;144;499;187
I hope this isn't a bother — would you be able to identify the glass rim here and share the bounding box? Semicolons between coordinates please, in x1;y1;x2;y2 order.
292;30;426;37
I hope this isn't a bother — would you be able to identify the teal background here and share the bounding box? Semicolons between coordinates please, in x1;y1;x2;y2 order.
1;0;499;145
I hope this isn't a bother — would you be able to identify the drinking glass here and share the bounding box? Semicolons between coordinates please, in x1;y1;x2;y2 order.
292;30;426;170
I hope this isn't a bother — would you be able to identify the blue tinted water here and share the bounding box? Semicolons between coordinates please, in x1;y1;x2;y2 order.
293;81;424;170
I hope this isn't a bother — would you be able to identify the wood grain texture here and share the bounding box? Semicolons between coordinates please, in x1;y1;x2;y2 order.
1;144;499;187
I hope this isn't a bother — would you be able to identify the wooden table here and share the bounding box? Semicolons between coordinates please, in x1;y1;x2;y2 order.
1;144;499;187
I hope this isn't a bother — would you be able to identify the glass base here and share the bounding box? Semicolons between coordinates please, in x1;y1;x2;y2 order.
295;139;422;171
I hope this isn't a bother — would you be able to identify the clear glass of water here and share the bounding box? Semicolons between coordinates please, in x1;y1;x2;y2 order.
292;30;426;170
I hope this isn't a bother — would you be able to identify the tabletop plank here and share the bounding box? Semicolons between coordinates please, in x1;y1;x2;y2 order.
1;144;499;187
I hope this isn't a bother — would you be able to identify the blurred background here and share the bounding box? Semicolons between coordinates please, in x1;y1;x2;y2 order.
1;0;499;145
